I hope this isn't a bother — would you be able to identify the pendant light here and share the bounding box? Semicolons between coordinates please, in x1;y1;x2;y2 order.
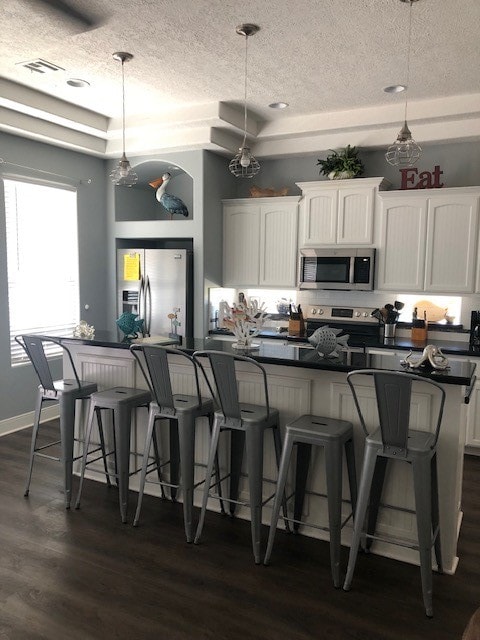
385;0;422;167
110;52;138;187
229;24;261;178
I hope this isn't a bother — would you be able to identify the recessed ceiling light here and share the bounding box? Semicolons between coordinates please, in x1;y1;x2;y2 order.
66;78;90;88
269;102;289;109
384;85;406;93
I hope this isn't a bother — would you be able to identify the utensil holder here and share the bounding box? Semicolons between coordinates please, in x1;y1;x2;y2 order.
289;318;305;337
384;323;396;339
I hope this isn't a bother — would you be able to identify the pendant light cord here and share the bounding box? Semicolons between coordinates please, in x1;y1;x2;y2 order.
121;59;126;157
242;33;249;148
404;0;414;122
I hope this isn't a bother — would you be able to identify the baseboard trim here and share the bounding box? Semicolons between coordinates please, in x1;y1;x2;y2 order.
0;406;60;437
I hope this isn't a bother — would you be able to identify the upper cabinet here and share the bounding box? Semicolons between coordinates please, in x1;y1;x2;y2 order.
377;188;480;293
296;177;390;247
223;197;300;287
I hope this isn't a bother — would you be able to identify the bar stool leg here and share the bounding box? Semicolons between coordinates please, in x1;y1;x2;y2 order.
24;390;43;497
293;442;311;532
412;455;434;618
325;440;343;588
59;395;76;509
431;454;443;573
210;414;226;515
177;414;196;542
95;406;112;487
272;426;290;533
133;408;157;526
245;426;265;565
264;432;294;565
74;399;97;510
229;430;245;516
151;420;166;499
344;436;358;516
365;457;388;551
343;444;378;591
114;405;133;524
194;414;222;544
169;419;180;501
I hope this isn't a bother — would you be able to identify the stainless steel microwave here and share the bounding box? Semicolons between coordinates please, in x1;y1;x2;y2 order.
298;247;375;291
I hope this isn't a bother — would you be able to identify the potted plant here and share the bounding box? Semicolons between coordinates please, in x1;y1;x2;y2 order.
317;145;364;180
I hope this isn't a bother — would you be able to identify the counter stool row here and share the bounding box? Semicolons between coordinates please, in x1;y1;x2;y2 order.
17;335;445;617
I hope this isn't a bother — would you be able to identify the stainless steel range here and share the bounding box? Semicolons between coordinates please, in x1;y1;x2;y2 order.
305;305;381;347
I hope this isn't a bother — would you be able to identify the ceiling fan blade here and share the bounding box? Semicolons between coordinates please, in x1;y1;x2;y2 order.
30;0;101;28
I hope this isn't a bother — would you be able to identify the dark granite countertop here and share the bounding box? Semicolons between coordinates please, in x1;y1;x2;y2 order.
59;332;476;387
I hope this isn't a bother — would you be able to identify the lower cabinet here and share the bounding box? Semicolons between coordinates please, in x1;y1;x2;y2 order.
223;197;300;288
466;367;480;449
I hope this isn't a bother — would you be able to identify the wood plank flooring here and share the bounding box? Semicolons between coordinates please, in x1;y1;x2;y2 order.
0;421;479;640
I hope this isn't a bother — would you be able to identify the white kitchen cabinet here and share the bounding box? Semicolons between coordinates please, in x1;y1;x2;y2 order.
296;177;390;247
222;197;300;287
377;188;480;293
466;358;480;449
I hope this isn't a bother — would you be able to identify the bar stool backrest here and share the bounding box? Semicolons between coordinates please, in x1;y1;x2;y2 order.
347;369;445;457
193;350;271;423
130;344;209;415
15;334;81;392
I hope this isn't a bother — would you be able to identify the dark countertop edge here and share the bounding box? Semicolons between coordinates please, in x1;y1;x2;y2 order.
59;335;475;387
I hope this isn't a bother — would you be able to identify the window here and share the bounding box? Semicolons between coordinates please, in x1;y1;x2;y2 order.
4;178;80;364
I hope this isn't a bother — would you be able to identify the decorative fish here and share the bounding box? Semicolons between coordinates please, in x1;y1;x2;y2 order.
116;312;144;338
308;325;350;358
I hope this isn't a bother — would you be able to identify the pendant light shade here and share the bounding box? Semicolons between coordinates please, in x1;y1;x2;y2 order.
385;0;422;167
110;52;138;187
229;24;261;178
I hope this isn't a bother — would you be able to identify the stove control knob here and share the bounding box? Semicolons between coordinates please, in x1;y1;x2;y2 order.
311;308;317;315
363;312;369;317
354;311;360;317
317;309;324;315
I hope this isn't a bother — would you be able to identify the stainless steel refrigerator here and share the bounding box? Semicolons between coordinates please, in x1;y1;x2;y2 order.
117;247;193;340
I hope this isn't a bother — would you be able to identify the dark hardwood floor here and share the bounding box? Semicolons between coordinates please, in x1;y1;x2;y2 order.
0;421;479;640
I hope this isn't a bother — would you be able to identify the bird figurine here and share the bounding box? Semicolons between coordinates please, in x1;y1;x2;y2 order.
149;172;189;219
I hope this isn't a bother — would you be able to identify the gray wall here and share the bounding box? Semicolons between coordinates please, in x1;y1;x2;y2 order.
0;131;107;422
233;140;480;197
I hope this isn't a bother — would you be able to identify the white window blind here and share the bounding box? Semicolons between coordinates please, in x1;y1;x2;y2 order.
4;178;80;365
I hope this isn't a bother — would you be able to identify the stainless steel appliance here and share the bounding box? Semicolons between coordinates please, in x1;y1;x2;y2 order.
470;310;480;349
305;305;380;349
298;247;375;291
117;248;193;339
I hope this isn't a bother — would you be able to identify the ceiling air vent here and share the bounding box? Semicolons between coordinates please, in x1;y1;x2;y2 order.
17;58;65;74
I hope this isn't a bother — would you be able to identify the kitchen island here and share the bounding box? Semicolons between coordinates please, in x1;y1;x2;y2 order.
60;333;475;574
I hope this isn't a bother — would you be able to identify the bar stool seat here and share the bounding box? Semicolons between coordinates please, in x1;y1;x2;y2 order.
264;414;357;588
343;369;445;618
15;334;110;509
75;386;151;523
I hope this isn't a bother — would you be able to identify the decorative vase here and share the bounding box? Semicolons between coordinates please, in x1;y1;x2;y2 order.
328;170;356;180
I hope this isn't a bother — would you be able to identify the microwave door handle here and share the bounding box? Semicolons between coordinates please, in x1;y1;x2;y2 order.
145;275;152;336
349;257;355;286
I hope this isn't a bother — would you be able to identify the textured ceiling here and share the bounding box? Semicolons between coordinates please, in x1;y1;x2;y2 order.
1;0;479;158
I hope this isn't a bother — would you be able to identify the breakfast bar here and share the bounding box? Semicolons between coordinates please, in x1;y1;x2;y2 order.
60;333;475;574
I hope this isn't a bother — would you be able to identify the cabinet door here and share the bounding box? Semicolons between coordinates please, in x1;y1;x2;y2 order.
425;196;478;293
376;197;427;291
337;187;374;244
223;205;260;286
300;191;338;245
466;380;480;448
259;202;298;286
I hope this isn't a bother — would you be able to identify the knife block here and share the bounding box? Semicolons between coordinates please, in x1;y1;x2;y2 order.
289;317;305;337
411;320;428;344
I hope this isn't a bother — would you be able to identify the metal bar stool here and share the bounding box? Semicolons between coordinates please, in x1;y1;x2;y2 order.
15;334;110;508
130;344;224;542
264;414;357;588
74;386;151;523
192;350;289;565
343;369;445;618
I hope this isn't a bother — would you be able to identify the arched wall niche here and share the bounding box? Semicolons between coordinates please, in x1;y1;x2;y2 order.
114;159;194;222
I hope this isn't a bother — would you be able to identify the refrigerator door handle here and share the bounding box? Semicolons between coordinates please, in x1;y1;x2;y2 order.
138;275;146;333
145;275;152;336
